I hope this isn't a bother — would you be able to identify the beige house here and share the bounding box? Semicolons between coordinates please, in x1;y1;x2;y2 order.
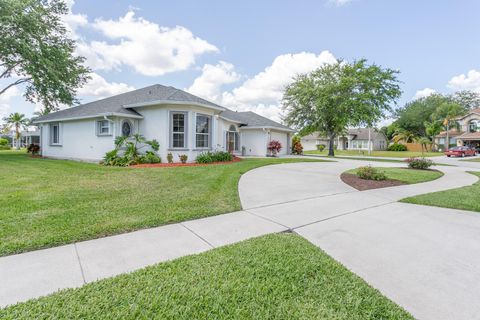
435;108;480;151
301;128;387;151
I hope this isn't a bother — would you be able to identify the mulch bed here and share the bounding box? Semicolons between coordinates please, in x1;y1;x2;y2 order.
130;156;242;168
340;173;407;191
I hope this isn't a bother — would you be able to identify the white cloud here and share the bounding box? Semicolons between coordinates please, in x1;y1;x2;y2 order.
328;0;353;6
413;87;436;100
0;104;11;122
448;69;480;93
186;61;241;103
61;0;88;39
77;73;134;98
208;51;337;121
80;11;218;76
0;86;20;102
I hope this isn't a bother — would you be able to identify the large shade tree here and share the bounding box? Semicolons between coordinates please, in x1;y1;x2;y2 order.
0;0;90;113
283;59;402;156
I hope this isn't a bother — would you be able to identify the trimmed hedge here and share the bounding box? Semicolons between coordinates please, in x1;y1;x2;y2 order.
387;143;407;151
196;151;233;164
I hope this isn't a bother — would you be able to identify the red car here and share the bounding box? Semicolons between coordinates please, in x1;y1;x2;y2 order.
444;146;476;157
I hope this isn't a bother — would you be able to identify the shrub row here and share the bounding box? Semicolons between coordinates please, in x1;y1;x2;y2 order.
405;157;434;170
387;143;407;151
196;151;233;164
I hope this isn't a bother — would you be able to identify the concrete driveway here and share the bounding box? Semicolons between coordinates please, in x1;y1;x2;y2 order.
240;159;480;320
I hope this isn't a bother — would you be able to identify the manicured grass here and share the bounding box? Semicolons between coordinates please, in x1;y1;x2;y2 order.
346;167;443;184
0;151;328;256
461;157;480;162
401;171;480;212
0;233;413;319
305;149;443;158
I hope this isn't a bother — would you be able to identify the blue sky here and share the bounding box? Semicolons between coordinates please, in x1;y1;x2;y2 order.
2;0;480;125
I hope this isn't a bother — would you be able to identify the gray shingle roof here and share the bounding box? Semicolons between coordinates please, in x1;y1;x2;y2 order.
34;84;224;123
219;109;293;131
33;84;292;131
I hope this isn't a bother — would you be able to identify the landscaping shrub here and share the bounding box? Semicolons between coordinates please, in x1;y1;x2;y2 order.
179;154;188;164
196;151;233;164
26;144;40;155
0;138;8;146
103;134;160;166
167;152;173;163
356;166;387;181
387;143;408;151
405;157;434;170
291;136;303;155
139;151;161;164
317;144;325;152
267;140;282;156
0;145;10;150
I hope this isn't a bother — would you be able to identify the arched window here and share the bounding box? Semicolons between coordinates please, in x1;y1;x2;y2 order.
122;120;132;137
226;125;239;152
469;120;480;133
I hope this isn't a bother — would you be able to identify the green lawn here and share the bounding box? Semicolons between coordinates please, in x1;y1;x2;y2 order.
0;233;413;319
305;149;443;158
0;151;327;256
461;157;480;162
401;171;480;212
346;167;444;184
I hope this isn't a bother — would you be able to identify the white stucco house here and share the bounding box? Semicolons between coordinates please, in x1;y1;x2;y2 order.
33;84;294;162
301;128;387;151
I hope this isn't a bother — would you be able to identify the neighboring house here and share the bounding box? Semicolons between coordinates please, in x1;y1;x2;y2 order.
33;84;294;162
434;108;480;151
3;129;40;149
301;128;387;151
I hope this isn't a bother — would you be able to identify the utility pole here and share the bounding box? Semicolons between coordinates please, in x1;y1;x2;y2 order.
368;127;372;156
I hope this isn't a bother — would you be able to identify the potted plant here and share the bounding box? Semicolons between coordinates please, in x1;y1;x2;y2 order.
179;154;188;164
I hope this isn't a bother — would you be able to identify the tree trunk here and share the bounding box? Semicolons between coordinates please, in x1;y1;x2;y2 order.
328;134;335;157
15;124;20;150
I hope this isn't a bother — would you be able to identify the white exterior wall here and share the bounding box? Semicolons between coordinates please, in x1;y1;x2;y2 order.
40;118;115;162
241;129;268;156
270;130;289;155
138;104;218;162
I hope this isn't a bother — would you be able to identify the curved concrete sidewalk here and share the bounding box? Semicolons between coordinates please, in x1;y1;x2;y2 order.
240;159;480;320
1;158;478;320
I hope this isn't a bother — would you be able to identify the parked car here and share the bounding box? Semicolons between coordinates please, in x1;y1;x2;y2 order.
444;146;476;157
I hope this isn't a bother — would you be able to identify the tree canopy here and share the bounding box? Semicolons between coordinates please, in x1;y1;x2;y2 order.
283;59;402;156
0;0;90;113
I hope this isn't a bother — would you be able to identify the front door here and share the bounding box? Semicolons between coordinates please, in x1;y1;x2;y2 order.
227;132;235;153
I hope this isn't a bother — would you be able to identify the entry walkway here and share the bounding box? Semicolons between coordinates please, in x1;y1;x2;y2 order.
1;159;479;320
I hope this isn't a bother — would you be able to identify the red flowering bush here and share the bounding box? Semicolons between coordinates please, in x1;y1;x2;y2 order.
267;140;282;156
291;136;303;155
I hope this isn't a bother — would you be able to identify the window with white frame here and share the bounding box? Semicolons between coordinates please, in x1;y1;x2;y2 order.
50;123;61;145
171;112;187;148
96;120;111;136
196;114;211;148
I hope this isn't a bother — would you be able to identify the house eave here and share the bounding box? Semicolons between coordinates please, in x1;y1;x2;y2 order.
123;100;226;112
33;112;144;124
240;126;295;133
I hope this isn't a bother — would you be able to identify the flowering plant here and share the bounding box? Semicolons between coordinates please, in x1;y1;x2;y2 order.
267;140;282;156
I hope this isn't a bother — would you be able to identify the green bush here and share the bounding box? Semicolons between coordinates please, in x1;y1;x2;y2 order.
179;154;188;164
27;144;40;155
166;152;173;163
196;151;233;164
139;151;161;164
405;157;434;170
356;166;387;181
0;138;8;146
0;145;10;150
316;144;325;152
387;143;407;151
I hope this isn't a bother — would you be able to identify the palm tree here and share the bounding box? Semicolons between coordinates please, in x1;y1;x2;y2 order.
392;129;417;144
2;113;29;149
424;120;443;151
433;102;465;150
416;136;432;155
